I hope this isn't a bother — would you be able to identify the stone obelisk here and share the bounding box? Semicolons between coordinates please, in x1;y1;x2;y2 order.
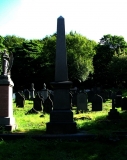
46;16;77;134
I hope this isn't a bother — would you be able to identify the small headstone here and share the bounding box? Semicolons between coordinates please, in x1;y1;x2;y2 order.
24;89;30;100
121;97;127;110
30;83;35;100
77;91;88;113
40;83;48;100
15;92;25;108
99;90;106;102
71;92;77;107
43;95;53;114
87;90;94;103
92;94;103;111
107;94;121;120
33;93;44;111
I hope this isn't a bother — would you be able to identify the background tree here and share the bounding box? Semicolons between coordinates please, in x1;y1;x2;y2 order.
3;35;25;52
11;39;43;91
93;34;127;88
66;32;96;83
108;53;127;88
39;32;97;88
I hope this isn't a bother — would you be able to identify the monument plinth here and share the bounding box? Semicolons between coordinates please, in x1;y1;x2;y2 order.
46;16;77;134
0;50;16;131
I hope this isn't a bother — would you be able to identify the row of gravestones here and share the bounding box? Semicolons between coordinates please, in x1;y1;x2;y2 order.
70;88;113;107
14;89;54;114
70;89;126;113
22;88;49;101
14;88;126;115
75;92;103;113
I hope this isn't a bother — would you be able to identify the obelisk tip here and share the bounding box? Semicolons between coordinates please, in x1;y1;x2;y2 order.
58;16;64;19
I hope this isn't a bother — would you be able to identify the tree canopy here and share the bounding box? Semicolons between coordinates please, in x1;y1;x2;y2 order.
1;33;127;90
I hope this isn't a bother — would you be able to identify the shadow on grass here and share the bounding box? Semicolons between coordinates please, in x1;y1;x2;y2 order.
74;109;127;135
10;109;127;138
1;110;127;160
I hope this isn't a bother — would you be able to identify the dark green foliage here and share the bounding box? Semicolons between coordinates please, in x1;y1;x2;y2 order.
108;55;127;85
11;39;43;90
66;32;97;82
1;33;127;89
93;34;127;87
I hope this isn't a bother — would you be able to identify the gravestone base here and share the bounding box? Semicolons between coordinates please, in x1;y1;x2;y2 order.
107;109;121;120
0;117;17;131
46;122;77;134
46;110;77;134
50;110;74;122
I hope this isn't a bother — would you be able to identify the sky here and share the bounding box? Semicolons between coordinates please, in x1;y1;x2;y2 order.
0;0;127;43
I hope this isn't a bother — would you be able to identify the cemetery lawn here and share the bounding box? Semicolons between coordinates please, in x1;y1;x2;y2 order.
0;97;127;159
12;99;127;136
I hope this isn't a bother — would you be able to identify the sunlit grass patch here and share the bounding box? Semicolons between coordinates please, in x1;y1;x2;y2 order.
12;91;127;135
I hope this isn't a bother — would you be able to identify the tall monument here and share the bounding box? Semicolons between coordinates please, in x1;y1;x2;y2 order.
0;49;16;131
46;16;77;134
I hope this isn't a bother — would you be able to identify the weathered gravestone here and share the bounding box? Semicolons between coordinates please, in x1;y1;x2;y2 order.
99;89;106;102
30;83;35;100
0;50;16;131
43;95;53;114
92;94;103;111
70;87;77;107
114;90;122;108
87;90;94;103
121;97;127;110
107;94;121;120
71;91;77;107
15;92;25;108
46;16;77;134
40;83;48;101
77;91;88;113
33;93;43;111
24;89;30;100
25;93;44;114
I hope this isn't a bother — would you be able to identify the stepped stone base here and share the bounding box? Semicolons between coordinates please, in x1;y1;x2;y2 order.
46;122;77;134
46;110;77;134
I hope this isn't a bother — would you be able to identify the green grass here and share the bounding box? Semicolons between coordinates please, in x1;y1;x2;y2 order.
1;96;127;160
1;135;127;160
13;100;49;134
12;98;127;136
